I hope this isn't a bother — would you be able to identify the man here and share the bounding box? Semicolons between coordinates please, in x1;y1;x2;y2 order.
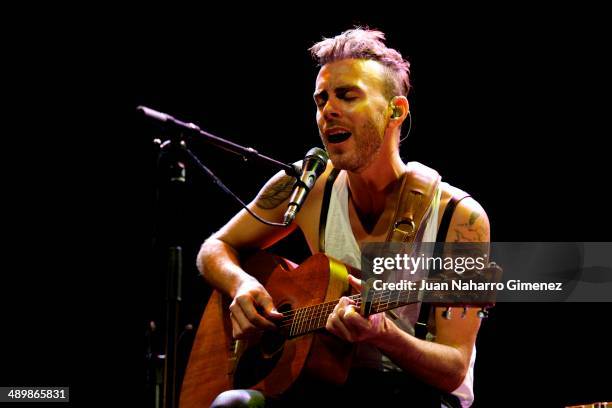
197;28;490;407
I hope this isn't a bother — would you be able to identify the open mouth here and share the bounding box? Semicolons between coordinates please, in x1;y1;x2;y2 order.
327;132;352;144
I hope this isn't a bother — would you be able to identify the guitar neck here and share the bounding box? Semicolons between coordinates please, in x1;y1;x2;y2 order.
282;288;420;338
281;269;499;338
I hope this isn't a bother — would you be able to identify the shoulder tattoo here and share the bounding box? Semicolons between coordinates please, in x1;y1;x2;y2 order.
255;175;295;209
452;210;490;242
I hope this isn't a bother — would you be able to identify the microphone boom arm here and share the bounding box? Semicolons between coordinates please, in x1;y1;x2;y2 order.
142;106;315;227
138;105;301;178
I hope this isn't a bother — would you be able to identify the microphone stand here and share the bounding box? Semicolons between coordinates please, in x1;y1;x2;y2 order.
143;106;301;408
139;106;301;178
152;132;186;408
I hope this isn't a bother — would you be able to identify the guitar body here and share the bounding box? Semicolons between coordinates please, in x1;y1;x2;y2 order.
179;252;356;408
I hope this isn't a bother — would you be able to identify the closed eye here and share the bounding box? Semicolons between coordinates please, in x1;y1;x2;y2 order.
337;87;362;101
314;91;328;108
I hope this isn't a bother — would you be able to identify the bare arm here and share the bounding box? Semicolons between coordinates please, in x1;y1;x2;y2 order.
326;197;490;392
197;170;299;338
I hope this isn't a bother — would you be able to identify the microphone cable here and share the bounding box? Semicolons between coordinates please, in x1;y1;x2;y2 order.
160;144;291;228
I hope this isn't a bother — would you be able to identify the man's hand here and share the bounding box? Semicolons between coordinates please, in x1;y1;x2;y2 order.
229;278;283;340
325;275;392;344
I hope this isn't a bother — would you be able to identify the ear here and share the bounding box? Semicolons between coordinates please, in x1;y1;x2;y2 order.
389;96;410;123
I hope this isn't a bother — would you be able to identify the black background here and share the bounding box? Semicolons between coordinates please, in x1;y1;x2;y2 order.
2;7;610;407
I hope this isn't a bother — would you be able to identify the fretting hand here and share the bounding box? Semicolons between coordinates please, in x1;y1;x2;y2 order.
325;275;393;344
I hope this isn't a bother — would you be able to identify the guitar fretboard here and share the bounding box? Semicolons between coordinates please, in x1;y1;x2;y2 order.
280;287;421;338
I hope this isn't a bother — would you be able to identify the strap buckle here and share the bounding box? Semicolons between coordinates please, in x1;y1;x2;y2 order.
392;218;416;242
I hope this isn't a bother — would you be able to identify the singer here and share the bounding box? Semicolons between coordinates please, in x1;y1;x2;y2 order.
195;27;490;408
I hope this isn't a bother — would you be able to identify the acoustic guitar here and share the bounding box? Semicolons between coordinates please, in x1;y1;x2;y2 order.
179;251;498;407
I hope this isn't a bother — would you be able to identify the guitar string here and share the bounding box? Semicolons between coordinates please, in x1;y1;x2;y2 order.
278;287;412;323
286;288;422;332
280;287;484;332
278;289;419;332
277;286;485;335
288;293;364;334
278;280;473;324
278;279;457;334
279;289;403;329
281;294;366;332
276;280;426;321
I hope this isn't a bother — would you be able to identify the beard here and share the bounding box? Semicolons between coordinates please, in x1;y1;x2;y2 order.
321;115;386;173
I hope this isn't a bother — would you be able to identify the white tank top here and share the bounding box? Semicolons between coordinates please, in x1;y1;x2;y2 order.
323;170;476;408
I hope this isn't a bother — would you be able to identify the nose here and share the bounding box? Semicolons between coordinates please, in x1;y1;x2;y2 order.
322;98;341;120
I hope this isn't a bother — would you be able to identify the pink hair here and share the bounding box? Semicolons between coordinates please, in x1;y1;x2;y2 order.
309;27;411;98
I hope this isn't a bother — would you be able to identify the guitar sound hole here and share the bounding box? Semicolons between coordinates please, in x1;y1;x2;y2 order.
260;330;286;358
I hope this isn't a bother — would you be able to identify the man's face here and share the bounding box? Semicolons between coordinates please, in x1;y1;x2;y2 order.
314;59;390;173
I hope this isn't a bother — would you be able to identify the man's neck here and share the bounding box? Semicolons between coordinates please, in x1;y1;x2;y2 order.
346;149;406;218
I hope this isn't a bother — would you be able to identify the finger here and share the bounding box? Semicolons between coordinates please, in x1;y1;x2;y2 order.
367;312;387;331
230;313;244;339
336;296;356;309
237;296;277;330
326;312;354;342
256;296;284;319
332;297;355;320
342;305;370;330
348;275;363;292
230;304;257;335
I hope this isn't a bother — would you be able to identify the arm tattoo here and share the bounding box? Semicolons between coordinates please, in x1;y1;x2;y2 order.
453;211;489;242
468;211;480;226
255;176;295;209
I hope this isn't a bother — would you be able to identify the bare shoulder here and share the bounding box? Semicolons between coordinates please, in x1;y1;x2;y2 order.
254;159;334;211
447;195;490;243
437;182;490;243
254;166;300;210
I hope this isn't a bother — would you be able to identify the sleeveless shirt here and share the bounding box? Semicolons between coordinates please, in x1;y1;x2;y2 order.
323;170;476;407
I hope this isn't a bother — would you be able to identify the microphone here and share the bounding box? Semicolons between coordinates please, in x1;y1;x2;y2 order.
283;147;329;225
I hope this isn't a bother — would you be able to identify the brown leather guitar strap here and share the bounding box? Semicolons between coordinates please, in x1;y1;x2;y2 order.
383;162;441;340
385;161;441;243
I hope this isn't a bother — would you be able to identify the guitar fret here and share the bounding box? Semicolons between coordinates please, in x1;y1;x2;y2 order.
317;305;326;329
286;277;482;338
310;304;318;333
291;299;344;336
289;309;300;336
310;305;319;331
317;305;325;330
305;304;314;334
297;306;305;336
368;288;419;314
301;303;316;335
322;305;330;328
315;304;326;331
291;292;428;337
292;307;302;337
321;303;333;329
311;303;329;333
297;305;306;336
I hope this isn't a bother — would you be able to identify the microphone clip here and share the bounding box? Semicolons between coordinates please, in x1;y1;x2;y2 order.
285;163;302;179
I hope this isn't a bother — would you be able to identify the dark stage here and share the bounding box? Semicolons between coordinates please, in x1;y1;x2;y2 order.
2;8;610;408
